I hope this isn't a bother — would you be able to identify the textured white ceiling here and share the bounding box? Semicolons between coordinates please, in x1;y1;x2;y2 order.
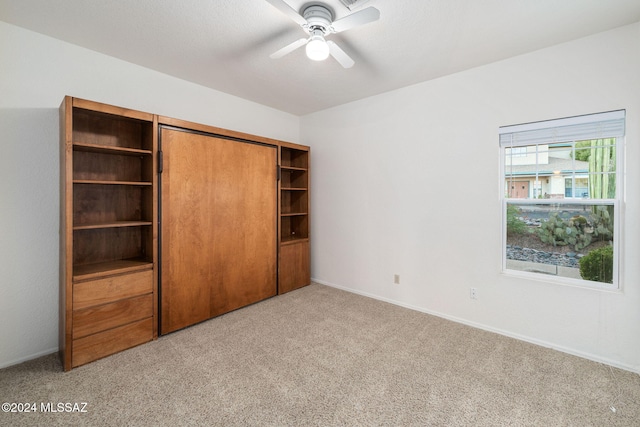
1;0;639;115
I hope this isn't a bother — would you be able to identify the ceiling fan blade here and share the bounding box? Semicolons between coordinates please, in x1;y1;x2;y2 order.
270;38;308;59
264;0;307;26
327;41;355;68
331;7;380;33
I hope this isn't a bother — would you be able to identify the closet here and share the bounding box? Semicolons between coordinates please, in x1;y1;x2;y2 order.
60;98;310;369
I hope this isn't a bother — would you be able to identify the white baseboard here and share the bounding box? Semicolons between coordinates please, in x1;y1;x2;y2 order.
311;278;640;374
0;347;58;370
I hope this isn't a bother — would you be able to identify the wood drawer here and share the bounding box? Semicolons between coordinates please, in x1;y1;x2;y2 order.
72;317;153;368
72;294;153;339
73;270;152;310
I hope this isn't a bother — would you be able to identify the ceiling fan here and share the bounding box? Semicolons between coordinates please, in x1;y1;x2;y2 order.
265;0;380;68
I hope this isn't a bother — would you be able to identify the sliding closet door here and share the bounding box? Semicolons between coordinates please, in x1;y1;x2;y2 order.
160;127;277;334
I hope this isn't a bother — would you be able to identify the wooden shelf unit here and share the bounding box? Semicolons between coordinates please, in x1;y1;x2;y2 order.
279;144;310;293
60;97;158;370
59;96;311;368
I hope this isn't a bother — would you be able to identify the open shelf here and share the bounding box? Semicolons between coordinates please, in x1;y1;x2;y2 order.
74;180;152;186
73;258;153;282
281;236;310;245
280;208;309;241
281;148;308;169
73;221;153;230
74;142;152;156
281;187;308;215
73;226;152;265
281;166;307;189
280;146;309;249
73;148;153;183
73;183;153;228
73;107;153;151
69;103;155;287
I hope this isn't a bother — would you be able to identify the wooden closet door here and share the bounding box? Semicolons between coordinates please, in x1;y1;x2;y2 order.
160;127;277;334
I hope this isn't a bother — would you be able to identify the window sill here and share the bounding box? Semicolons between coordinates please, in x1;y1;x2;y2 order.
501;267;620;293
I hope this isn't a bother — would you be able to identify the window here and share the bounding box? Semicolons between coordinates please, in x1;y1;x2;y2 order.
500;111;625;288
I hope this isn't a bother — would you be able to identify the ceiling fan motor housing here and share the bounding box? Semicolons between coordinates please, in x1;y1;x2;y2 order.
303;5;333;33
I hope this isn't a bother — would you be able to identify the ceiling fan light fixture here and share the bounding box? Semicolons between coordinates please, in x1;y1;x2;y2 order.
266;0;380;68
306;33;330;61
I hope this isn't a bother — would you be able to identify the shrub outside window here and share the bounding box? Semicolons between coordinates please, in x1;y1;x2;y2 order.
500;111;624;289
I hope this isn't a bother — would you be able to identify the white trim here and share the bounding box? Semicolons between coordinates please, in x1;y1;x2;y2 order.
312;278;639;374
501;266;620;292
0;347;58;370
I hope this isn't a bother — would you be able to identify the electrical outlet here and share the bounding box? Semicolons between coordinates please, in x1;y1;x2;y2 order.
394;274;400;285
470;287;478;300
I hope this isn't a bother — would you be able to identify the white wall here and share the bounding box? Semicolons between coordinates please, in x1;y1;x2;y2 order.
303;23;640;372
0;21;300;368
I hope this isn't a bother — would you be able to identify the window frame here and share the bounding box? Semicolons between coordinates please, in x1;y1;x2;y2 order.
499;111;625;290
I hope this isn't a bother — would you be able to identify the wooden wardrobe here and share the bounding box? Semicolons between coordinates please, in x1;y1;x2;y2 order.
60;98;310;369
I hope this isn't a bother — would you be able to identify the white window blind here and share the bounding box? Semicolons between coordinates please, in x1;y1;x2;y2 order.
499;110;625;147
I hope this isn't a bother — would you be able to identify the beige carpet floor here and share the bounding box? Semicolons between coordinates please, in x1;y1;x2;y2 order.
1;283;639;426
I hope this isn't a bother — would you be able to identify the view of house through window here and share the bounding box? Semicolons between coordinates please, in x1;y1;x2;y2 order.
500;111;624;288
